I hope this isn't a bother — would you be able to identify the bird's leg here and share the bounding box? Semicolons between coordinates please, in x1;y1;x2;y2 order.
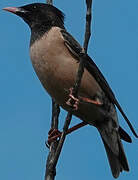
48;128;62;139
66;88;102;110
46;128;61;147
66;88;80;110
47;122;88;145
79;97;103;105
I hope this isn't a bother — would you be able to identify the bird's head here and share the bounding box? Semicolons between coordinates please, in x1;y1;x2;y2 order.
3;3;65;30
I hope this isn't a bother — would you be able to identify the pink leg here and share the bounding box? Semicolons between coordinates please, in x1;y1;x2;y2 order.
80;97;102;105
47;122;88;145
66;88;79;110
66;88;102;110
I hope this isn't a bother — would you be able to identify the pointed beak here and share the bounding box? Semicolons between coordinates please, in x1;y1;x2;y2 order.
3;7;19;14
3;7;27;16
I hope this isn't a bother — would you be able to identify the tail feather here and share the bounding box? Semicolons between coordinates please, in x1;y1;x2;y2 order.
98;126;129;178
119;126;132;143
102;138;122;178
118;138;129;171
101;136;129;178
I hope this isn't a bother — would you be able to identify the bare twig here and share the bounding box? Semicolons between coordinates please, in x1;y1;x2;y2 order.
84;0;92;51
45;99;60;180
47;0;53;5
45;0;93;180
47;112;73;169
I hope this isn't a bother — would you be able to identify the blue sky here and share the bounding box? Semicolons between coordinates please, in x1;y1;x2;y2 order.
0;0;138;180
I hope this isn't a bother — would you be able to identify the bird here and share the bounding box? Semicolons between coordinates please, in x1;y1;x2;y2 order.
3;3;138;178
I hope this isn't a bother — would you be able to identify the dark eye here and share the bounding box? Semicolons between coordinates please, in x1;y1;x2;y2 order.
33;5;37;9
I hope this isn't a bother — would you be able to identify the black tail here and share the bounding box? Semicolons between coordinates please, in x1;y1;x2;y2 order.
119;126;132;143
101;135;129;178
98;120;129;178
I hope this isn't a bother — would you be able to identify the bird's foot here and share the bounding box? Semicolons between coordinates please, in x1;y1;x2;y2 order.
66;88;79;110
46;128;62;147
48;128;62;139
46;122;88;148
66;88;102;110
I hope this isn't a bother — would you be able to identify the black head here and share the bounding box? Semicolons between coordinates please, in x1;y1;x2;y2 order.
3;3;65;29
3;3;65;43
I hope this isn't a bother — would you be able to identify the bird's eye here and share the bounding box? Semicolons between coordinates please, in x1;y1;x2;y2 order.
33;6;36;9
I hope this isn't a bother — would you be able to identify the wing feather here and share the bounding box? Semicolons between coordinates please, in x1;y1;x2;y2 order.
61;29;138;138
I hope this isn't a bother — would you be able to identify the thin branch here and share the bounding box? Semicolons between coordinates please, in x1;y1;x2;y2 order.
47;112;73;169
47;0;53;5
45;99;60;180
45;0;93;180
84;0;92;52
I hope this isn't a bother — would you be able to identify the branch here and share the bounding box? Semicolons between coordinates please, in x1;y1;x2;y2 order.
84;0;92;52
45;0;93;180
46;0;53;5
45;99;60;180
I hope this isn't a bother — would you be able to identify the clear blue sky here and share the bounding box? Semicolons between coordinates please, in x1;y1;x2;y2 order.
0;0;138;180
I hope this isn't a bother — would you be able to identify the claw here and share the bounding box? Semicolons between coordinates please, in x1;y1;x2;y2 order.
66;88;102;110
46;122;88;148
47;128;61;146
66;88;79;110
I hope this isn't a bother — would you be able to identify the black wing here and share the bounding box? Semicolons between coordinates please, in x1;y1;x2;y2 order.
61;29;138;138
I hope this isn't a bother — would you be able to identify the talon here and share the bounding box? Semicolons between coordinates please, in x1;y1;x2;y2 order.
47;128;61;145
46;122;88;147
69;94;79;102
66;98;72;106
73;100;79;110
66;88;80;110
48;128;61;138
